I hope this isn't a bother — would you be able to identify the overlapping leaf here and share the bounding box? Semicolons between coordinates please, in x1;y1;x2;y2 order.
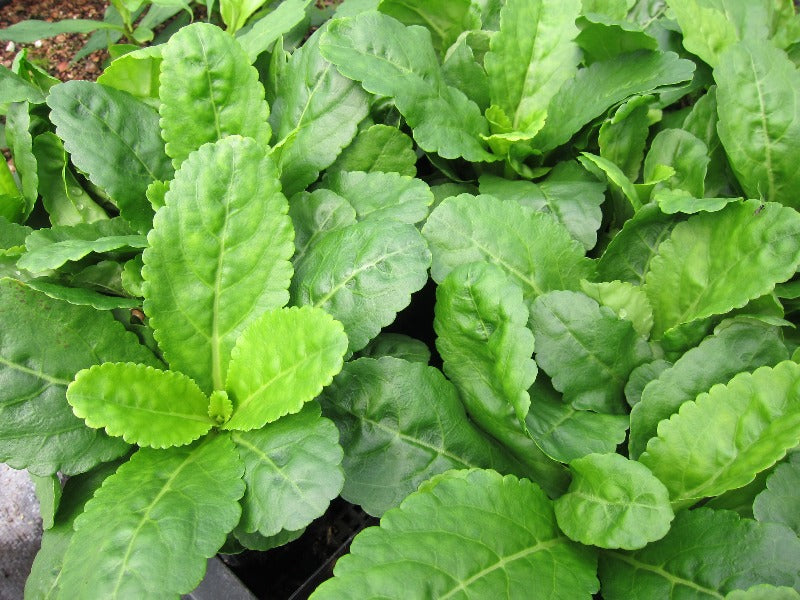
142;137;294;393
329;124;417;176
288;189;356;263
753;453;800;536
377;0;479;54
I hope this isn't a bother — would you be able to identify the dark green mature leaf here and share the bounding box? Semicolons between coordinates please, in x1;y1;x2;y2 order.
270;31;369;197
423;194;594;311
143;137;294;393
289;189;356;263
644;201;800;339
0;65;46;104
320;358;528;515
159;23;271;169
18;220;145;274
640;361;800;505
485;0;581;135
599;508;800;598
0;280;157;476
310;469;599;599
715;40;800;209
0;19;121;43
320;12;495;162
555;453;673;549
753;453;800;535
67;363;213;448
328;124;417;176
237;0;314;61
378;0;478;55
291;220;430;354
576;14;658;63
322;170;432;224
534;50;695;152
531;291;652;414
441;31;490;110
57;435;245;599
629;319;787;458
232;402;344;536
33;133;108;226
47;82;172;233
598;95;651;186
643;128;709;197
5;102;37;219
223;306;348;431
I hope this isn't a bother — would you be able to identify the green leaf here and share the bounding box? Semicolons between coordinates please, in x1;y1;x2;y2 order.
223;306;347;431
329;124;417;176
377;0;479;55
0;279;157;475
221;0;270;32
485;0;581;134
441;31;490;110
5;102;37;218
291;220;431;354
579;152;642;212
357;332;431;364
654;188;741;214
715;40;800;209
31;473;63;531
67;363;213;448
531;290;653;414
142;136;294;394
753;453;800;536
237;0;314;61
726;586;800;600
320;358;529;515
596;203;675;285
57;435;245;599
232;401;344;536
320;12;494;162
233;526;304;551
423;194;594;311
598;95;651;183
96;45;163;107
310;469;599;599
644;200;800;338
534;50;695;152
0;19;122;43
640;361;800;505
555;453;673;549
159;23;271;169
24;279;142;310
289;189;357;263
599;508;800;598
682;86;733;197
0;65;46;104
629;319;787;458
643;128;709;197
19;220;145;274
270;31;369;197
580;279;654;338
576;14;658;63
33;133;108;226
321;170;433;224
47;81;173;233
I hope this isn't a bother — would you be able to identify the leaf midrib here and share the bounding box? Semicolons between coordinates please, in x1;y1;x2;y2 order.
604;550;725;598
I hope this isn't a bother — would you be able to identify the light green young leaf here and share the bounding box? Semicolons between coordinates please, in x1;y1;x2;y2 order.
357;332;431;364
599;508;800;598
485;0;581;134
310;469;599;599
33;133;108;226
531;291;653;414
681;86;732;197
288;189;356;263
220;0;270;32
67;363;213;448
715;39;800;209
644;200;800;338
726;586;800;600
143;137;294;394
423;194;594;311
640;361;800;505
579;152;642;212
237;0;314;61
5;102;38;219
223;306;348;431
576;14;658;63
47;82;173;233
159;23;271;169
629;319;787;458
96;45;162;107
233;526;305;552
320;12;495;162
270;31;369;197
654;188;740;214
57;435;245;599
31;473;62;531
232;401;344;536
0;19;122;43
442;31;490;110
208;390;232;425
555;453;673;549
0;280;157;476
753;452;800;535
377;0;479;55
321;170;433;224
643;128;709;197
0;65;46;104
291;220;431;354
328;124;417;176
580;279;654;338
320;358;532;515
19;220;145;274
534;50;695;152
